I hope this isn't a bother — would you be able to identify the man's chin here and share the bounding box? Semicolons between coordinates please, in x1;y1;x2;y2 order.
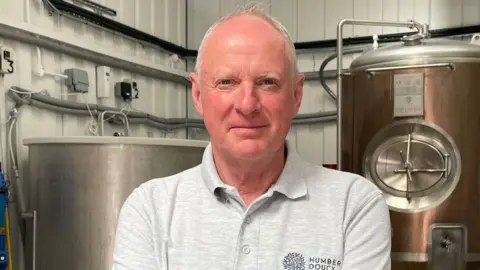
229;139;270;159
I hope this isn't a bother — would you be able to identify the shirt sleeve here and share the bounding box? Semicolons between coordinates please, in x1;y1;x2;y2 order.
112;185;159;270
342;192;392;270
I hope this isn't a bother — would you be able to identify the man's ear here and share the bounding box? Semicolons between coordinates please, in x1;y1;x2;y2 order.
190;72;204;116
293;73;304;114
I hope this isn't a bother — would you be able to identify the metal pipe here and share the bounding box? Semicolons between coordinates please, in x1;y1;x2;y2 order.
98;111;131;136
303;69;344;81
320;48;367;101
336;18;425;170
366;63;456;76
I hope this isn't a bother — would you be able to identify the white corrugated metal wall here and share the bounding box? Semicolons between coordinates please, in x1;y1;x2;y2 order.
186;0;480;165
0;1;187;269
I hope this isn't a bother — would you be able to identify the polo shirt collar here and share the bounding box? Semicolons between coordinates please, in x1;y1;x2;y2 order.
200;141;308;200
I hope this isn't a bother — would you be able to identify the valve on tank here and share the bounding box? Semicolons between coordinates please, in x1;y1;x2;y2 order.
440;236;452;252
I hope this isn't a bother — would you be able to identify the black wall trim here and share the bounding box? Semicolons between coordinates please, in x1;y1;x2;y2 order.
50;0;197;57
50;0;480;58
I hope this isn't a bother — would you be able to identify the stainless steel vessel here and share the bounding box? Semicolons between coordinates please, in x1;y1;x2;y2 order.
23;136;208;270
340;34;480;269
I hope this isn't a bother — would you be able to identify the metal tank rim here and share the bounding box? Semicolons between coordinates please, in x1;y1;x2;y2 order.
347;38;480;72
346;57;480;73
23;136;209;148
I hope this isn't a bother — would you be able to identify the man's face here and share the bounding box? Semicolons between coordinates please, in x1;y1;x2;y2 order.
190;15;304;161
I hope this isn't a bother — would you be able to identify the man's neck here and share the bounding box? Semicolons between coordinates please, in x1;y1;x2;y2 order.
212;143;287;206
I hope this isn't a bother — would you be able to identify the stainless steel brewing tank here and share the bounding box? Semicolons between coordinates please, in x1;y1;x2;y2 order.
23;136;208;270
340;35;480;270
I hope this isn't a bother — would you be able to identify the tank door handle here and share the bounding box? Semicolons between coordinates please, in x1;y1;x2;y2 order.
366;63;456;76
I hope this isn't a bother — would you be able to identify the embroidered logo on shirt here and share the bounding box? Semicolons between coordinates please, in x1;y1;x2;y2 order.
283;253;342;270
283;252;306;270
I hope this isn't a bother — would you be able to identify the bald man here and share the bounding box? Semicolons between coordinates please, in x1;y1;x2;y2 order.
112;4;391;270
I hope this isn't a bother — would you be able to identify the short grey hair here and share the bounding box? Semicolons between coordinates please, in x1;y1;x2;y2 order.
194;2;298;77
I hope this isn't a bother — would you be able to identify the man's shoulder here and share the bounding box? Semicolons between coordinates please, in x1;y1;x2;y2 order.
300;160;383;203
122;165;202;207
298;161;388;230
117;165;204;227
139;164;203;194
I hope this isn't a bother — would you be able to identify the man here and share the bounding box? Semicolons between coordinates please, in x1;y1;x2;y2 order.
112;3;391;270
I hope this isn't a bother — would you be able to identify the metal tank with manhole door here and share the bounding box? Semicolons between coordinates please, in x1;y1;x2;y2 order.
340;31;480;269
23;136;208;270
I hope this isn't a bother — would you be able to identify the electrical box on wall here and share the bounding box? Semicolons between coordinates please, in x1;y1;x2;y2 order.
96;66;111;98
65;68;89;93
0;46;14;74
115;81;132;100
114;79;139;101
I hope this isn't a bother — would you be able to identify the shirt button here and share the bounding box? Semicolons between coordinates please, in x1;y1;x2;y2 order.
242;245;251;254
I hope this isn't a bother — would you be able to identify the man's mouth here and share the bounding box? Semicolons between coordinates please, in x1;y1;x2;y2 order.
231;125;267;129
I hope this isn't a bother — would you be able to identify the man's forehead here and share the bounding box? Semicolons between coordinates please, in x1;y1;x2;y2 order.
197;15;295;77
200;51;288;75
204;16;286;50
214;15;279;35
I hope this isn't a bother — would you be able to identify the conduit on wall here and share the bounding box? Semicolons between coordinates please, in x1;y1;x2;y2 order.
7;87;337;132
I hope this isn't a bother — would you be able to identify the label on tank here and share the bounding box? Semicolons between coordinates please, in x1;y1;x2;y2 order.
393;73;424;117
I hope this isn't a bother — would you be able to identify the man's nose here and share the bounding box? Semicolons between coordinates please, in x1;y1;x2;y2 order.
234;84;261;115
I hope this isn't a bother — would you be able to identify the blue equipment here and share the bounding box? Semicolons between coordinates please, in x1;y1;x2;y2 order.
0;162;9;269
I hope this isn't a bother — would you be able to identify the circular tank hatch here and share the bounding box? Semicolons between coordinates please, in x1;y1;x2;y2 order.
363;119;461;213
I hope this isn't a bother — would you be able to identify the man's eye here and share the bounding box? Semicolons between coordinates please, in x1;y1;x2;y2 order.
261;79;275;85
220;79;232;85
258;79;277;86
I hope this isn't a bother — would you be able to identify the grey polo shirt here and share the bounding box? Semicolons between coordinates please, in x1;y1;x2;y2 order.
112;142;392;270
